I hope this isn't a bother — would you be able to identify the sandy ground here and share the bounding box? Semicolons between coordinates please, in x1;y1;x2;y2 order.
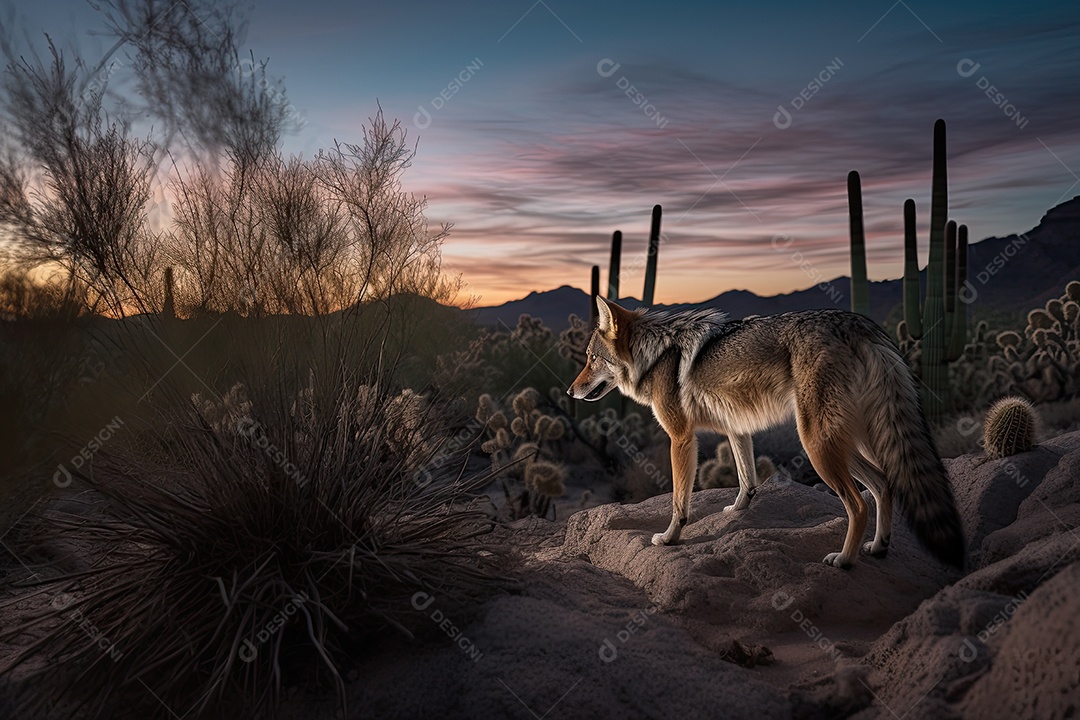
3;433;1079;718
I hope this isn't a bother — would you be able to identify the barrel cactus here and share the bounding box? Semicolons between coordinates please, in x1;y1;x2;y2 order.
983;396;1037;459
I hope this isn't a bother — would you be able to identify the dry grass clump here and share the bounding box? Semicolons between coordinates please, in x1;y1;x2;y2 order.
1;374;508;719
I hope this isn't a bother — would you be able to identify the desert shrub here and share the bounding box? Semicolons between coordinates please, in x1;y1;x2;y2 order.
477;389;569;519
1;354;508;719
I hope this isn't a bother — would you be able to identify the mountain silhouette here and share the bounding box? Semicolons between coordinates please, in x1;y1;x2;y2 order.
468;196;1080;331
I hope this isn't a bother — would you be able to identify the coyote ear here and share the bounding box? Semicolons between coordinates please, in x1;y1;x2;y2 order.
596;296;618;337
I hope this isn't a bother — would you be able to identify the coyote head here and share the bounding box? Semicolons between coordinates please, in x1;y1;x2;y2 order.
567;296;633;402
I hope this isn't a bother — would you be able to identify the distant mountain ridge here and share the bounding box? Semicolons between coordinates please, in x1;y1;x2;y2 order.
466;196;1080;331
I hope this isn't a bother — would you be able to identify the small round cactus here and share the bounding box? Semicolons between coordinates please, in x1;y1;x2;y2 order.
983;396;1037;459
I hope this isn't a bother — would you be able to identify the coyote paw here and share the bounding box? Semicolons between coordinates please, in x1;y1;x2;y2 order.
863;541;889;558
651;532;670;546
822;552;854;570
722;503;740;513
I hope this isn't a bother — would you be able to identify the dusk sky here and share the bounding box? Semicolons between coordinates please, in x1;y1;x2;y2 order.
12;0;1080;305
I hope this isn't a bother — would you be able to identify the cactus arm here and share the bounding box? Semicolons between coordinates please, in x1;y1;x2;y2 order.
607;230;622;300
642;204;662;306
590;265;600;326
848;171;870;316
903;199;923;339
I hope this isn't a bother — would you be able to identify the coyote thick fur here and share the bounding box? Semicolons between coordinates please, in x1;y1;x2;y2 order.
567;297;965;569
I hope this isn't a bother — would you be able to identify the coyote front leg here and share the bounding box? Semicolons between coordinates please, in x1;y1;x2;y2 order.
652;433;697;545
724;433;760;512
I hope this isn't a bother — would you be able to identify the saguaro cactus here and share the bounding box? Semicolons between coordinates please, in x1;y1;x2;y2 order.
900;125;971;421
608;230;622;300
902;199;923;339
589;265;600;325
642;204;662;306
848;171;870;316
920;119;950;422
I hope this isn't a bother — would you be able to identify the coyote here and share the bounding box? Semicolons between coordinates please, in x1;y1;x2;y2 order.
567;297;965;569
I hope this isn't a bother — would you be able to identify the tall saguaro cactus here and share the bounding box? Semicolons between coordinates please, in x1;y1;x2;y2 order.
848;171;870;316
642;204;662;306
608;230;622;300
920;119;950;422
900;123;971;422
902;199;923;339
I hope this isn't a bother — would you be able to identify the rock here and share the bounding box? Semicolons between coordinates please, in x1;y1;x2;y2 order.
559;479;955;648
960;563;1080;719
979;436;1080;565
856;533;1080;718
945;433;1073;556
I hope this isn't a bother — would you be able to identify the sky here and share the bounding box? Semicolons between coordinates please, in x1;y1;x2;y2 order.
9;0;1080;306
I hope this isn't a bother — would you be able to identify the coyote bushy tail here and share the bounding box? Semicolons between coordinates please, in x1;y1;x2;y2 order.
865;340;966;568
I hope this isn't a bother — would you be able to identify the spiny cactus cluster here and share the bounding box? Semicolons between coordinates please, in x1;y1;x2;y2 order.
577;407;654;449
947;320;997;411
987;281;1080;403
697;439;776;490
983;396;1038;458
477;389;568;519
557;313;590;367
